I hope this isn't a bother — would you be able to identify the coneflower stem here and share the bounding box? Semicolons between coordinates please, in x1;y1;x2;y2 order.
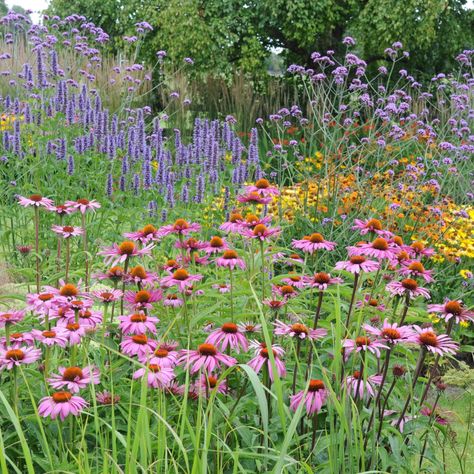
120;258;129;315
344;273;359;332
229;268;234;322
395;347;426;429
292;339;301;395
82;213;89;291
34;206;40;293
56;214;63;286
418;391;441;469
398;293;411;325
259;241;265;301
5;322;10;347
311;413;318;451
65;238;70;283
304;291;324;379
376;378;397;442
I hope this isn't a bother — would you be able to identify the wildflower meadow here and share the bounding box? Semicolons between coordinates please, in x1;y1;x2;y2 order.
0;8;473;474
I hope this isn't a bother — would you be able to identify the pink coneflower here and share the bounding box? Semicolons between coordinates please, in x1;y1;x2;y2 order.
120;334;158;357
237;191;273;205
38;392;88;420
132;364;175;388
272;284;299;299
65;198;101;214
96;391;120;405
413;326;458;356
99;241;155;266
16;245;32;255
348;237;398;260
0;346;42;370
273;320;327;340
263;296;287;310
51;225;84;238
92;289;123;303
48;366;100;393
46;203;74;215
281;275;306;289
363;320;415;345
212;283;231;293
94;266;125;282
195;374;228;396
2;331;35;348
342;336;388;358
124;224;161;243
344;371;383;399
292;233;337;254
241;224;281;241
219;212;245;233
247;345;286;381
335;255;380;274
399;261;434;282
162;259;180;272
352;218;392;237
64;308;103;328
237;322;262;334
18;194;54;208
284;253;305;265
238;213;272;230
62;323;86;345
0;310;25;327
215;250;246;270
124;289;163;310
406;241;435;258
420;406;449;425
427;299;474;324
290;379;328;415
163;293;184;307
178;343;237;373
356;295;385;312
175;237;207;252
32;328;68;348
244;178;279;197
206;322;249;353
393;250;411;267
26;291;59;314
386;278;430;299
203;236;229;254
143;347;179;367
118;312;159;335
125;265;159;286
304;272;343;291
161;268;203;291
248;340;285;355
159;218;201;237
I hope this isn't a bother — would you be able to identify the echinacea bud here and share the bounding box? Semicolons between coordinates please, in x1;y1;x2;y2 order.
392;365;406;377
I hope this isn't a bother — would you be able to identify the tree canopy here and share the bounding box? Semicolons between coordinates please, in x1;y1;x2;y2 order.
47;0;474;78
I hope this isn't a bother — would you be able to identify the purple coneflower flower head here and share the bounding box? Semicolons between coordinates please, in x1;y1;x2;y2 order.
62;323;86;345
203;236;229;254
352;218;392;237
342;336;388;358
363;320;415;345
247;344;286;381
92;289;123;303
0;310;25;327
344;371;382;399
348;238;397;260
126;265;159;286
304;272;343;291
292;233;337;254
273;320;327;340
406;241;435;258
241;224;281;241
194;374;228;396
32;328;68;347
51;225;84;238
212;283;231;293
206;322;248;353
48;366;100;393
413;326;458;355
219;212;245;233
18;194;54;207
47;203;75;215
290;379;328;415
215;250;246;270
38;392;88;421
399;261;434;282
120;334;158;358
386;278;430;299
2;331;34;348
161;268;203;291
244;178;279;197
99;241;155;266
237;322;262;334
132;364;175;388
0;346;41;370
65;198;101;214
178;343;237;373
158;218;201;237
163;293;184;307
237;192;273;205
124;289;162;310
143;347;179;367
96;391;120;405
118;312;159;335
335;255;380;274
427;299;474;324
281;275;306;289
124;224;161;243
